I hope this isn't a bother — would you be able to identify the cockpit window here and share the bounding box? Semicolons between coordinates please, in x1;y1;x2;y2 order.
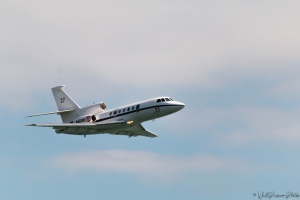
169;98;174;101
165;98;171;101
161;98;165;102
156;99;161;103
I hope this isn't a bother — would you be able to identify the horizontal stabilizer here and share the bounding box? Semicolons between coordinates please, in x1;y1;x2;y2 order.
26;109;74;118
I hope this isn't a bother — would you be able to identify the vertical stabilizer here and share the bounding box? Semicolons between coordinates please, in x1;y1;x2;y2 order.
51;85;80;123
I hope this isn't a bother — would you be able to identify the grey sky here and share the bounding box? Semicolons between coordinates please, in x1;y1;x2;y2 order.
1;1;300;199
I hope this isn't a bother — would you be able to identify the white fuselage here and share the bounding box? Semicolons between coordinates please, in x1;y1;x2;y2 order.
73;97;185;128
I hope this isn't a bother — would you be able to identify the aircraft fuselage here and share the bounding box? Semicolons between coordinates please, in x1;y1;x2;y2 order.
95;97;184;124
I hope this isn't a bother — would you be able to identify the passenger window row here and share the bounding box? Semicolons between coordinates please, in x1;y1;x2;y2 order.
156;98;173;103
109;104;140;116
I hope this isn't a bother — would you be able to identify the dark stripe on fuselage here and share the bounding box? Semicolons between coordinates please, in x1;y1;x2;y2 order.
95;104;180;123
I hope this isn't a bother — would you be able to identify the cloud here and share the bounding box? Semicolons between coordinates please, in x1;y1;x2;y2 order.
1;1;300;79
47;149;263;181
190;105;300;146
1;0;300;111
268;78;300;102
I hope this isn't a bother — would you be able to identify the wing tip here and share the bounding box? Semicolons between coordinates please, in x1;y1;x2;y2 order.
25;124;37;126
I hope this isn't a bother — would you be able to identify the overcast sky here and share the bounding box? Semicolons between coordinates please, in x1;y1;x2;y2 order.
1;0;300;199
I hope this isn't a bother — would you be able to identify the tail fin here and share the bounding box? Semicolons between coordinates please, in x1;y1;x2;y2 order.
52;85;80;123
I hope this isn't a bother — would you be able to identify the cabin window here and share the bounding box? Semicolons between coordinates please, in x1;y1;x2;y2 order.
118;110;121;113
136;104;140;110
156;99;161;103
110;112;112;116
132;106;134;110
127;107;130;111
123;108;125;112
113;111;117;115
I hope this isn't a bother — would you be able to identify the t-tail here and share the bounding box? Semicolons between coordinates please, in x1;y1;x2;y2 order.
51;85;80;123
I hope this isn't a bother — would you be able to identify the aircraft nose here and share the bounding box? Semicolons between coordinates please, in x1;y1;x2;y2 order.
176;102;185;110
166;101;185;114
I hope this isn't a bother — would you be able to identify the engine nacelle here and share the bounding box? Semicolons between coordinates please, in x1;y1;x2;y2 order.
100;102;106;110
80;102;106;115
71;102;107;123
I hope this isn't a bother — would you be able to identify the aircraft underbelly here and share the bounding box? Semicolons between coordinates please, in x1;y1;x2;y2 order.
55;123;130;135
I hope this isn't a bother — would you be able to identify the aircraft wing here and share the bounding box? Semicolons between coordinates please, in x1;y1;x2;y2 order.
26;121;158;138
108;124;158;138
26;120;126;135
26;120;125;128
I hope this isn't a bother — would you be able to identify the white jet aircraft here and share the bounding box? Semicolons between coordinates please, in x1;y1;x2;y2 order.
26;86;185;138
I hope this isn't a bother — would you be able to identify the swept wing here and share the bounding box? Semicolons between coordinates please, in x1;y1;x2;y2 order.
26;121;157;138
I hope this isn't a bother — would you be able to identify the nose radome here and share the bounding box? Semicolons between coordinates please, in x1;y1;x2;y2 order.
178;102;185;107
176;102;185;110
167;101;185;114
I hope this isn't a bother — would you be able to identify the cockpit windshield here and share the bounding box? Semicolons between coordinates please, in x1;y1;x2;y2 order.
156;98;174;103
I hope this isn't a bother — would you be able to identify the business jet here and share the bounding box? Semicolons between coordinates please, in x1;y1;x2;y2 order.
26;86;185;138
